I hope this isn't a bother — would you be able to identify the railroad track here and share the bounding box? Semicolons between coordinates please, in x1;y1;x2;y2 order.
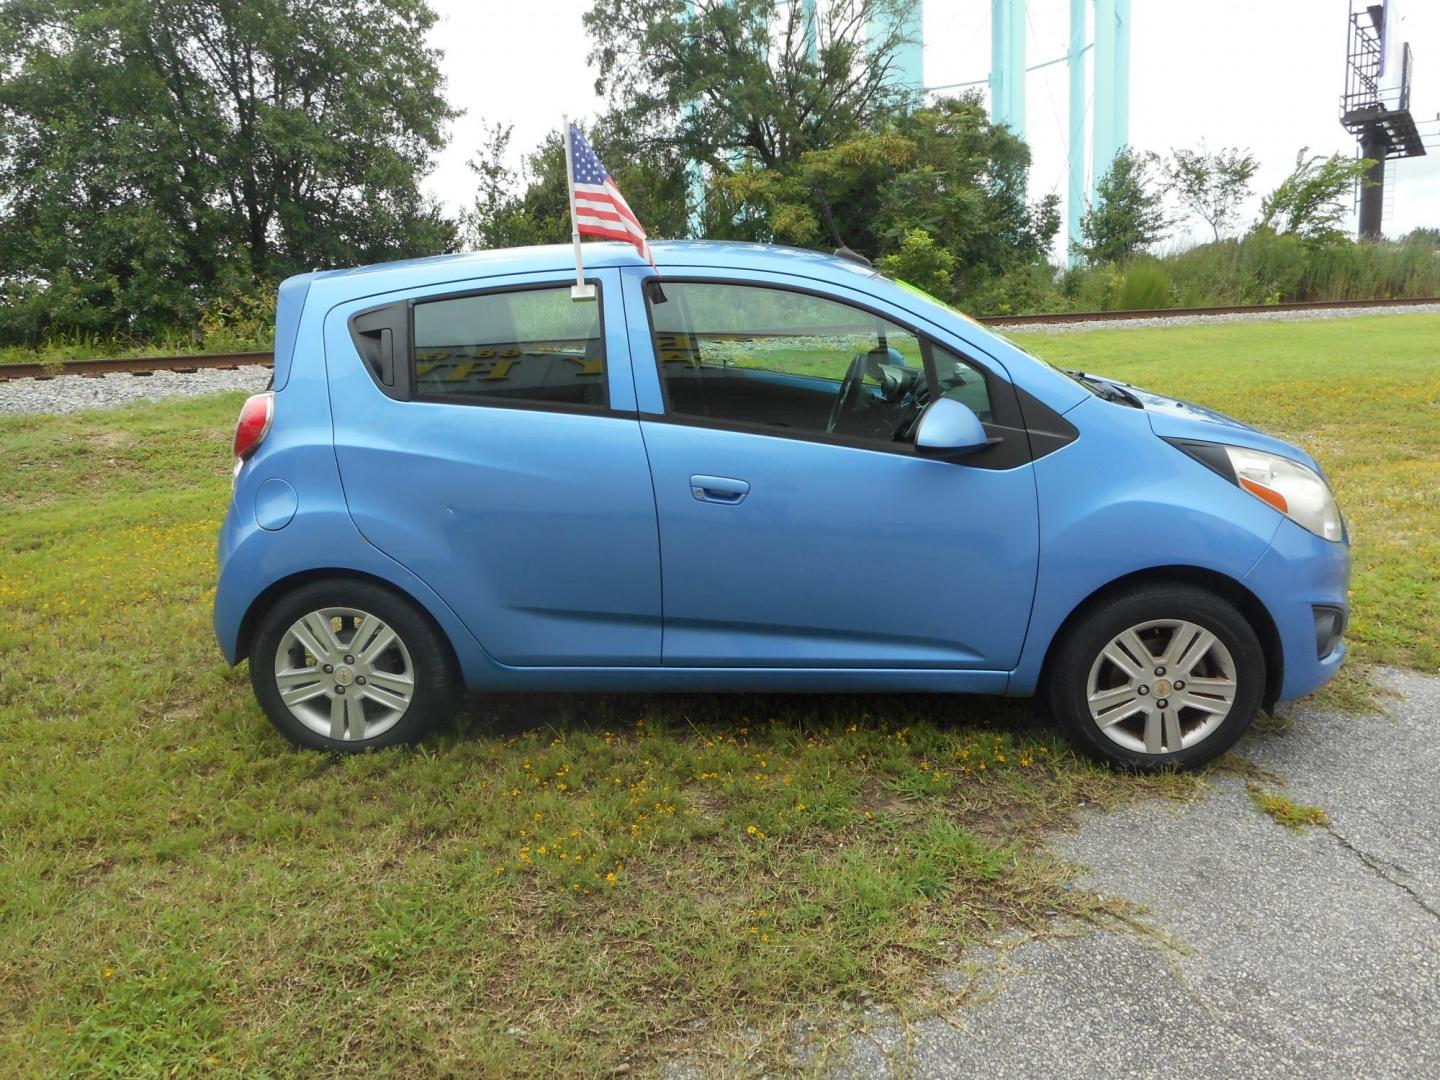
978;295;1440;326
3;296;1437;382
0;351;273;382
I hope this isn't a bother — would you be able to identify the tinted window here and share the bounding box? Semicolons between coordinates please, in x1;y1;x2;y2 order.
413;286;606;408
648;282;930;444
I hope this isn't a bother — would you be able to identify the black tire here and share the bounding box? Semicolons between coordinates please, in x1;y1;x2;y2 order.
1045;584;1266;771
249;578;457;752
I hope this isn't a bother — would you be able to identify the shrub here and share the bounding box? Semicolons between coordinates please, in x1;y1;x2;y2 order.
1117;261;1173;310
959;262;1066;315
196;288;277;353
1059;262;1123;311
876;229;958;300
1160;231;1440;307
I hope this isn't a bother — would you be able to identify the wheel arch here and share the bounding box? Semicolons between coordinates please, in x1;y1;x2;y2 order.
235;568;462;680
1035;565;1283;709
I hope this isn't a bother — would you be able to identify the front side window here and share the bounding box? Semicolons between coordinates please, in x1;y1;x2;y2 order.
412;285;606;408
932;343;994;422
648;281;933;444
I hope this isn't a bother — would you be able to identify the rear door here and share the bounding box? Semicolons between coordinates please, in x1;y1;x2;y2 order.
625;269;1040;671
325;270;661;666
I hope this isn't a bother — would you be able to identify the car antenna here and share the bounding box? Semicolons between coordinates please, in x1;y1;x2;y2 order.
815;187;872;268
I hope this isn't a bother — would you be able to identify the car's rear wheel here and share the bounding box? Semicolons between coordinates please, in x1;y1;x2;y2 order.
249;580;456;751
1046;584;1266;771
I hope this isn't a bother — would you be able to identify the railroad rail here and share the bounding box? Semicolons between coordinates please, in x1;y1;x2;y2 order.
979;295;1440;326
0;351;273;382
2;296;1437;382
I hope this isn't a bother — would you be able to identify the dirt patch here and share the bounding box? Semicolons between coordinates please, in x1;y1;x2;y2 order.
680;782;728;822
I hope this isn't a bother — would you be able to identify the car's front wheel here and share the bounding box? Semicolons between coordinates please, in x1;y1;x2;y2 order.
1046;584;1266;771
249;579;456;751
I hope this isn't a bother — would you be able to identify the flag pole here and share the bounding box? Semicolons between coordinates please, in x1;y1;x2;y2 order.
563;115;596;301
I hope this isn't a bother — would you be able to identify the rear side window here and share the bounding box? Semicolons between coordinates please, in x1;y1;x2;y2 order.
412;285;606;409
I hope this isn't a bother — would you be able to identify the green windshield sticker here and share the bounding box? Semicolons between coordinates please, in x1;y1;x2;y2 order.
893;277;951;308
892;278;1056;365
892;278;983;327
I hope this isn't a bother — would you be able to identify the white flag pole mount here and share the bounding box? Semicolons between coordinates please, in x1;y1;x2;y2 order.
563;115;596;301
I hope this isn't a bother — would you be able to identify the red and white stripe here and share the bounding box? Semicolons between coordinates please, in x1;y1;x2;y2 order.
574;180;653;264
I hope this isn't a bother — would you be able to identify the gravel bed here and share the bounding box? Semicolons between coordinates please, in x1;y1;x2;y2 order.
0;365;272;416
999;301;1440;334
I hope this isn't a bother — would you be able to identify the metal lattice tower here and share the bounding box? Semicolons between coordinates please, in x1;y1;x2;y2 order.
1340;1;1425;239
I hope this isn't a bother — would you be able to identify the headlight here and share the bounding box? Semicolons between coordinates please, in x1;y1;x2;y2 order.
1223;446;1343;541
1166;439;1343;542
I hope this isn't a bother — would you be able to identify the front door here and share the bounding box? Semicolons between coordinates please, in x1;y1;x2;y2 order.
327;271;661;666
629;274;1039;670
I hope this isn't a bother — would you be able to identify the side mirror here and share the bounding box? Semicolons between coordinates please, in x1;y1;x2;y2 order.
915;397;991;459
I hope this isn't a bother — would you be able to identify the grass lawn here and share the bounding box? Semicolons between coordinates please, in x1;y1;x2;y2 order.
0;313;1435;1076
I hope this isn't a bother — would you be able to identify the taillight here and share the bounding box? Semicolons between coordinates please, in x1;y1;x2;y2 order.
233;391;274;461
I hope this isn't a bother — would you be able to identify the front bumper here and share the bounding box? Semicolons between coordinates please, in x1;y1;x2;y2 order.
1243;518;1351;702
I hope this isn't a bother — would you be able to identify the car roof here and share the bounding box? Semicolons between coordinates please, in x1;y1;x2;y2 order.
292;240;879;305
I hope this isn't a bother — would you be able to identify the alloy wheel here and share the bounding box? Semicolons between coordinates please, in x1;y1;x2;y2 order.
272;607;416;742
1085;619;1238;756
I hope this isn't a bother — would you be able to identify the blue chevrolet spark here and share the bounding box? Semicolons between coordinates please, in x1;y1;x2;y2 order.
214;241;1349;770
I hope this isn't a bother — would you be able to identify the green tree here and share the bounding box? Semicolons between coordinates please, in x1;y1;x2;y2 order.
1256;149;1374;244
460;123;557;251
877;228;957;297
0;0;456;343
1074;148;1169;265
705;94;1059;298
583;0;919;172
461;111;692;252
1167;143;1259;242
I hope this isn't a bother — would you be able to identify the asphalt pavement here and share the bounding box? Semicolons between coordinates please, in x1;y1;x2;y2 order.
828;667;1440;1078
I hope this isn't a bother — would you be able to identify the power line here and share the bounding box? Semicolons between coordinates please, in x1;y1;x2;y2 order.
924;44;1091;94
1027;3;1072;195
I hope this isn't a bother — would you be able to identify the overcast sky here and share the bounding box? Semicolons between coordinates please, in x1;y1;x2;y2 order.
423;0;1440;254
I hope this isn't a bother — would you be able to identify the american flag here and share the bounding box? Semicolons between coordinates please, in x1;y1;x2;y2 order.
568;122;653;264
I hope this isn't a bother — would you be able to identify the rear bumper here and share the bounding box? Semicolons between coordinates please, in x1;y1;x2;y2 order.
213;500;247;664
1243;519;1351;702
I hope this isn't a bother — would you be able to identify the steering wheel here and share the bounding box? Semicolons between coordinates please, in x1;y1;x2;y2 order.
893;380;931;442
826;353;869;435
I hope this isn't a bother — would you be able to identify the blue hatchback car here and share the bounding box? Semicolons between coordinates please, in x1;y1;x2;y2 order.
214;241;1349;770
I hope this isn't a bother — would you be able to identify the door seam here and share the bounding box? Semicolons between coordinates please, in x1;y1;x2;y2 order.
618;273;668;664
